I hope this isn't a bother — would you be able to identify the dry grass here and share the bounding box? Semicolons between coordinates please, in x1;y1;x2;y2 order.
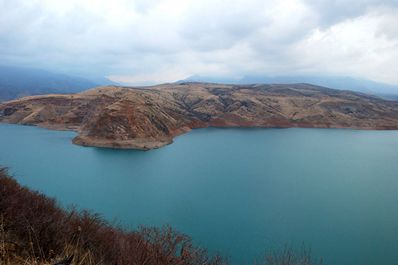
0;168;227;265
0;167;322;265
256;244;323;265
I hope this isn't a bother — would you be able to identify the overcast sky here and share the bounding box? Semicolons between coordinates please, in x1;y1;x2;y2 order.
1;0;398;85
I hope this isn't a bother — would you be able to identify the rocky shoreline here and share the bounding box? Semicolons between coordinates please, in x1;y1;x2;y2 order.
1;82;398;150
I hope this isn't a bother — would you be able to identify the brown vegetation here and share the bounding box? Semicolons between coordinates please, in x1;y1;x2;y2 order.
0;168;322;265
257;245;323;265
1;82;398;150
0;168;226;265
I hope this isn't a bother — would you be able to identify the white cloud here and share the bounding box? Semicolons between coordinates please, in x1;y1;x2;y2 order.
292;6;398;83
0;0;398;85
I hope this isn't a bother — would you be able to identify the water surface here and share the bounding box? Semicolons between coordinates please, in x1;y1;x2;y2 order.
1;124;398;265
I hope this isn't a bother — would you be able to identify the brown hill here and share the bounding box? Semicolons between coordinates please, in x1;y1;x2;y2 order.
1;82;398;150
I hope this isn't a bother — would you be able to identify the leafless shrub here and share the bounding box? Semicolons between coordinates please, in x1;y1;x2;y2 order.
257;244;323;265
1;167;322;265
0;168;227;265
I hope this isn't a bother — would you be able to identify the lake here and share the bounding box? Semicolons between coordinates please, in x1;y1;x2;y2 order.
1;124;398;265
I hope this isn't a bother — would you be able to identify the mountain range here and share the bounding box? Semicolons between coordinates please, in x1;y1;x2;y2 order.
0;65;111;101
182;75;398;99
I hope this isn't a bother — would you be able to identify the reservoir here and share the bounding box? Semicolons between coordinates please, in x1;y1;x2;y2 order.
1;124;398;265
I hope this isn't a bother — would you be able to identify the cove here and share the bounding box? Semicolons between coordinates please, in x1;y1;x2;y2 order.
1;124;398;265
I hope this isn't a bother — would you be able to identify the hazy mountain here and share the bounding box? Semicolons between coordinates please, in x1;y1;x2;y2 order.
182;75;398;99
0;65;108;101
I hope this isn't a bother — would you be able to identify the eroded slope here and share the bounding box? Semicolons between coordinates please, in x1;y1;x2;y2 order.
1;83;398;150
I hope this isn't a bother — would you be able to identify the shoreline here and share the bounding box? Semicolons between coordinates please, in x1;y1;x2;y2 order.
2;121;398;150
2;83;398;150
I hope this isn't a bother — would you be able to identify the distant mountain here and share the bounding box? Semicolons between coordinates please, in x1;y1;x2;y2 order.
0;65;110;101
182;75;398;99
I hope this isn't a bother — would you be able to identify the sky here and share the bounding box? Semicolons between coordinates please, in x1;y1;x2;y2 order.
0;0;398;85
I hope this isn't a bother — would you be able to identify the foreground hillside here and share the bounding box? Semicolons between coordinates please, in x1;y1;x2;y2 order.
0;168;320;265
1;82;398;150
0;168;226;265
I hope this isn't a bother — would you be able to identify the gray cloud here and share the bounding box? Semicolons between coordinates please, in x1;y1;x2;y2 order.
0;0;398;85
305;0;398;26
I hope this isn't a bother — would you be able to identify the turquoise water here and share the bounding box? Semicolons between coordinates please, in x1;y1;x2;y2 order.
1;124;398;265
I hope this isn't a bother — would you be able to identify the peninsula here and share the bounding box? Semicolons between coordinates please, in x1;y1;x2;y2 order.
1;82;398;150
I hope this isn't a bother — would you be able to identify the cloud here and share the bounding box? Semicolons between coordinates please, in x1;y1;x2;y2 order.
0;0;398;85
291;6;398;83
